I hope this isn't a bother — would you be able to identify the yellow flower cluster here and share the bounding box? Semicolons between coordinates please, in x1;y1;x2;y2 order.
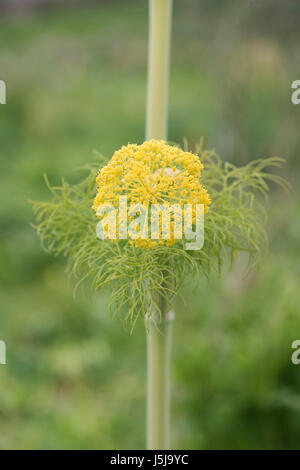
92;139;211;247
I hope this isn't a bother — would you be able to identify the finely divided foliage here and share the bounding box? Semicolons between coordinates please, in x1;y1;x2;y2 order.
32;141;286;329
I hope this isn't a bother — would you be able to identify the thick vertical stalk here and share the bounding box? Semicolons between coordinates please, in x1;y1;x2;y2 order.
146;0;173;140
146;301;174;450
146;0;174;450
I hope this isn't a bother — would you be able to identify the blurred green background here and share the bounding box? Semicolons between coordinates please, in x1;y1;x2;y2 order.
0;0;300;449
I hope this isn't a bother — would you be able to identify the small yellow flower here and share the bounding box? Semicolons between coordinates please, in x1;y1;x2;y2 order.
93;139;211;247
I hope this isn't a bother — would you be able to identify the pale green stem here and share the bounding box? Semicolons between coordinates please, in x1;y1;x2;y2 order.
146;301;174;450
146;0;173;141
145;0;174;450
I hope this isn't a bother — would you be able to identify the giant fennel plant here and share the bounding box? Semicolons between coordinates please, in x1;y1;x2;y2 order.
32;0;286;450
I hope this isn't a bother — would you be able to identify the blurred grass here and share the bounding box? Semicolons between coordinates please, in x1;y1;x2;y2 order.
0;0;300;449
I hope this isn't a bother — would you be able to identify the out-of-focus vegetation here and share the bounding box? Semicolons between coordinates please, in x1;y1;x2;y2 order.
0;0;300;449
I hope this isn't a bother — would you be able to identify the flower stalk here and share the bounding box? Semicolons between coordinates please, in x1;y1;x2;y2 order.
146;304;174;450
146;0;174;450
146;0;173;141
